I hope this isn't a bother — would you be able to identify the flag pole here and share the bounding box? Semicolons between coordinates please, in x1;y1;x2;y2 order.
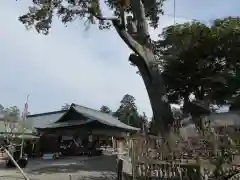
20;95;29;158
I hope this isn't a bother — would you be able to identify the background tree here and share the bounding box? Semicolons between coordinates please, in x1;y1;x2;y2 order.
4;106;20;120
18;0;174;136
153;17;240;129
154;21;216;129
0;105;20;141
0;104;4;112
114;94;142;128
100;105;112;114
212;17;240;110
0;104;32;162
61;103;71;110
156;22;216;109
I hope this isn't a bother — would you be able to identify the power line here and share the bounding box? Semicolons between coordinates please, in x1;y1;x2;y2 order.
162;13;211;25
164;0;211;25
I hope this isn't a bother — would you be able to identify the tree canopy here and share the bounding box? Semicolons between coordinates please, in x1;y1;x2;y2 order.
114;94;141;128
1;105;21;120
19;0;166;35
61;103;71;110
154;17;240;115
100;105;112;114
99;94;148;130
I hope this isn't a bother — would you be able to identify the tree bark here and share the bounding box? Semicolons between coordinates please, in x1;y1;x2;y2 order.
129;54;173;135
109;0;174;136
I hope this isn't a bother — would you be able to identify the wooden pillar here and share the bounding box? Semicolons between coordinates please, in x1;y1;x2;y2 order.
112;137;117;151
35;139;41;157
117;139;125;156
117;158;123;180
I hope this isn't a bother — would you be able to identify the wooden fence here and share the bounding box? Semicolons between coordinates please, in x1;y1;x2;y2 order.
116;133;240;180
116;134;202;180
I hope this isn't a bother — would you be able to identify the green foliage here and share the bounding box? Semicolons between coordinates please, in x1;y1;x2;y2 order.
18;0;166;35
61;103;71;110
100;96;148;130
17;120;33;134
154;17;240;112
100;105;112;114
114;94;144;128
4;106;20;119
114;94;138;125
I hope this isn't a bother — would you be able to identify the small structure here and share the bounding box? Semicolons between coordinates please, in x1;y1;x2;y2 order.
27;103;139;156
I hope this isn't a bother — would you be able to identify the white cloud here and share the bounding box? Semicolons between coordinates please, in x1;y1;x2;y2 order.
0;1;189;119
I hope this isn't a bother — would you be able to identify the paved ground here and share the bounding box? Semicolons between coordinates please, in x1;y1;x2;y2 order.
0;155;117;180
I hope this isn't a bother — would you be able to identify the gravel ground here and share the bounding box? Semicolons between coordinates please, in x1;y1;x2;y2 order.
1;152;240;180
0;155;117;180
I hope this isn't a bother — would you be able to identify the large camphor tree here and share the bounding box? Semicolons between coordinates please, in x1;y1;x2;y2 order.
158;18;240;110
18;0;173;135
155;17;240;131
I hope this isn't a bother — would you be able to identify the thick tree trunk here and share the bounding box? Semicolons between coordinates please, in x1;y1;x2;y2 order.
129;54;173;135
107;0;174;136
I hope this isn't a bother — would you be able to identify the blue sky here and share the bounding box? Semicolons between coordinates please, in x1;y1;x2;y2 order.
0;0;238;117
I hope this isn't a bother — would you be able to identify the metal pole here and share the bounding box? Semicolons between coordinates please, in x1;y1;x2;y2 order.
4;148;30;180
20;138;24;158
20;94;30;158
173;0;176;25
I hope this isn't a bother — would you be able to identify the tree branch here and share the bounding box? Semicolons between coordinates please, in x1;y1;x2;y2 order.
91;13;117;21
131;0;150;44
111;20;146;57
91;11;146;58
71;3;151;57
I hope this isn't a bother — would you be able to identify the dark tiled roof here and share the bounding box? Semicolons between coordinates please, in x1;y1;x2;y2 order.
26;110;67;128
27;104;140;131
41;119;94;129
71;103;140;131
27;110;67;118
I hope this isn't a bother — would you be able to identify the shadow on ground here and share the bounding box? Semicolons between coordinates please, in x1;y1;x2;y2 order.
28;155;117;175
